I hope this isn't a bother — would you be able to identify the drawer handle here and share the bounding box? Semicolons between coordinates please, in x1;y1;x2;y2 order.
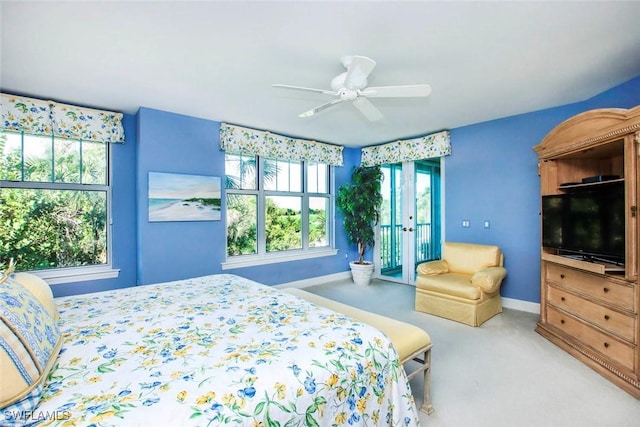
560;297;565;302
560;274;565;279
604;314;610;321
604;342;610;348
603;287;609;293
560;319;565;324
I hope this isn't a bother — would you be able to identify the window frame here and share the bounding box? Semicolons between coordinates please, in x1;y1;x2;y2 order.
222;154;337;270
0;131;119;284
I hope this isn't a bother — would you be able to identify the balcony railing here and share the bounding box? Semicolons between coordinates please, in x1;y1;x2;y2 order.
380;222;432;272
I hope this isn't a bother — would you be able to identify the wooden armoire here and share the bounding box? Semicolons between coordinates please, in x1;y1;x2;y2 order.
534;105;640;398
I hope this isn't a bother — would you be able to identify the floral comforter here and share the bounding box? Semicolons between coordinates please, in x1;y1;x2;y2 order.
34;274;419;426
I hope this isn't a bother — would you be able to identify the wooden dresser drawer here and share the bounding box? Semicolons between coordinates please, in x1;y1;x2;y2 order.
548;286;636;342
547;306;635;371
546;263;635;311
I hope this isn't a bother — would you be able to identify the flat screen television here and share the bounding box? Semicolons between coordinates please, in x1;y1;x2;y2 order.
542;184;625;264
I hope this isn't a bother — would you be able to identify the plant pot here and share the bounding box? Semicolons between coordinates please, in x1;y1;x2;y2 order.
349;261;374;286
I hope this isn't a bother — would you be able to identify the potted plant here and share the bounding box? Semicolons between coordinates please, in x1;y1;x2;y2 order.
336;165;383;286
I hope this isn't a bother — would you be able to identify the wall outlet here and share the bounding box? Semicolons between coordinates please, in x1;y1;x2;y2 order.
462;220;470;228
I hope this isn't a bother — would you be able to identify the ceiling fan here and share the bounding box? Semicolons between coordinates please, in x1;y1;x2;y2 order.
273;55;431;122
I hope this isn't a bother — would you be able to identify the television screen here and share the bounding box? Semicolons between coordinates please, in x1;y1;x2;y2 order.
542;195;563;249
542;184;625;263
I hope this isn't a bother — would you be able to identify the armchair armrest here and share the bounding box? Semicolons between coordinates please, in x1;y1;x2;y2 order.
471;266;507;293
417;260;449;276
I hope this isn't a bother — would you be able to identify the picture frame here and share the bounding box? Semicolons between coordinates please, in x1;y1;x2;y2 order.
148;172;221;222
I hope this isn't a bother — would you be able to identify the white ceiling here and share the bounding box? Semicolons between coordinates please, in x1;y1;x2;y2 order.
2;1;640;148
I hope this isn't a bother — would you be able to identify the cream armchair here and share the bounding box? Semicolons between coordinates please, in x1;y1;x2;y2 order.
415;242;507;326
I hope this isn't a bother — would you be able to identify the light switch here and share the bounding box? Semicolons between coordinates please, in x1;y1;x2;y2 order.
484;220;490;229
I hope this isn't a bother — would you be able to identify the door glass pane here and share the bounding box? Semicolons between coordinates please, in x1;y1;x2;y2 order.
415;159;441;263
380;165;392;271
415;163;431;266
380;163;403;278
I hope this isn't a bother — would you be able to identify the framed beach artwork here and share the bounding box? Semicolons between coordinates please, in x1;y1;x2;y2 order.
148;172;221;222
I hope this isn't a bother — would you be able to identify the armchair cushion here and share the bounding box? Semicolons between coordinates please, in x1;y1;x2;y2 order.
416;260;449;276
443;242;502;274
471;266;507;294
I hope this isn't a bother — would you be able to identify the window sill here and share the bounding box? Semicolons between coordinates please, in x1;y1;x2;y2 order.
221;248;339;270
30;266;120;285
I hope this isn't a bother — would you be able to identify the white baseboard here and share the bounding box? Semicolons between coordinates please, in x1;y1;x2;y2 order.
502;296;540;314
275;271;352;289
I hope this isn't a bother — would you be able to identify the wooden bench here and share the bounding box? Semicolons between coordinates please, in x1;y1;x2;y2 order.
283;288;434;415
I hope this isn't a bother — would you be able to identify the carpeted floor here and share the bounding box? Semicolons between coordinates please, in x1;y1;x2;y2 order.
297;278;640;427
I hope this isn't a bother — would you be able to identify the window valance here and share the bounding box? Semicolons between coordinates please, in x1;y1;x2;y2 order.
1;93;125;143
219;123;343;166
361;130;451;166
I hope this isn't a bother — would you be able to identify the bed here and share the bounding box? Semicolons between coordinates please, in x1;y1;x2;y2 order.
282;288;433;415
2;273;420;426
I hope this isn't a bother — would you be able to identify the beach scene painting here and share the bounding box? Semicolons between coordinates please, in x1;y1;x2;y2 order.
148;172;221;222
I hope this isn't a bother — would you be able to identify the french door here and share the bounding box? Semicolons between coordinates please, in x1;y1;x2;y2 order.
376;159;442;284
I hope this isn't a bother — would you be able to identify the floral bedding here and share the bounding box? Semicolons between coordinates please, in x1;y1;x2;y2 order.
32;274;419;426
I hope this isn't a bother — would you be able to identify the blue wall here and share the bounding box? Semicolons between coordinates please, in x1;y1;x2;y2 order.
136;108;225;284
135;107;357;286
445;76;640;303
51;75;640;302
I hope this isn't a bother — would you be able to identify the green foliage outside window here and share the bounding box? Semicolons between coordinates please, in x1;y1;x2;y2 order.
226;195;327;256
0;188;107;270
266;198;302;252
226;194;258;256
225;153;329;257
0;131;108;271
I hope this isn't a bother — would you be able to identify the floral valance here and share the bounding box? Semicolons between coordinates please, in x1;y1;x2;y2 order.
1;93;125;143
219;123;343;166
361;130;451;166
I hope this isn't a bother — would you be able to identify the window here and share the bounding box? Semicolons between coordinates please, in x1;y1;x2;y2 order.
0;130;113;278
224;153;333;267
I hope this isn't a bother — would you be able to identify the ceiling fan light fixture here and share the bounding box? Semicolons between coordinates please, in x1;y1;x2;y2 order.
273;55;432;122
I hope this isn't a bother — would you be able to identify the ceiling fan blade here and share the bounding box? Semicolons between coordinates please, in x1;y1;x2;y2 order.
299;98;343;118
353;97;384;122
343;55;376;89
273;84;336;96
361;84;432;98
